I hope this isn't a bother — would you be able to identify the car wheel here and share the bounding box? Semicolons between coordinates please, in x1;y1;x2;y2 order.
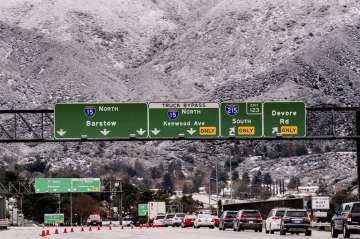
270;225;274;234
255;229;258;232
210;226;214;229
280;228;286;236
331;224;338;238
343;225;350;238
305;230;312;236
259;228;262;233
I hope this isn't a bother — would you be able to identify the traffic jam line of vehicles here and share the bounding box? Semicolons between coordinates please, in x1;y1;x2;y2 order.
146;207;314;236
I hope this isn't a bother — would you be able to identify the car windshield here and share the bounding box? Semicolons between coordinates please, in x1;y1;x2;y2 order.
226;212;237;218
286;211;307;217
176;213;185;217
185;215;196;219
155;216;165;219
199;214;212;218
275;210;285;217
352;204;360;213
166;215;175;218
242;211;260;217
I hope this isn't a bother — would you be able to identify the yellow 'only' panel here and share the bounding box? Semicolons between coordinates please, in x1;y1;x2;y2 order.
280;126;298;135
238;126;255;135
199;127;217;136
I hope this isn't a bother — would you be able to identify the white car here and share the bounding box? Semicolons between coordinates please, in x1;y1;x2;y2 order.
172;213;186;227
121;217;133;227
193;214;215;229
265;208;289;234
153;215;165;227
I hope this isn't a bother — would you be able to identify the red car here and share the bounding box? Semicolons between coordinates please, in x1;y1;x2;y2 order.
212;216;220;227
181;215;196;228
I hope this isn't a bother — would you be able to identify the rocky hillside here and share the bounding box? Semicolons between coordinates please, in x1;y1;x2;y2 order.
0;0;359;192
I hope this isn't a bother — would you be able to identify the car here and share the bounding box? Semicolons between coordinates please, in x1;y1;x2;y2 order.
193;214;215;229
331;202;360;238
219;211;238;230
279;209;311;236
181;215;196;228
233;210;263;232
164;213;175;227
121;217;133;227
172;213;186;227
86;214;102;227
153;215;165;227
212;215;220;227
265;208;289;234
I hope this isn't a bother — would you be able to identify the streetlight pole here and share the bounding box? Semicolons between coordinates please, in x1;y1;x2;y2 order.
70;193;72;226
216;159;219;217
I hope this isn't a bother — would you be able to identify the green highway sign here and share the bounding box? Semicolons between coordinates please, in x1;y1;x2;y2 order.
35;178;101;193
263;102;306;137
71;178;101;193
148;103;220;138
221;102;263;137
54;103;148;139
44;214;64;225
138;203;148;217
35;178;72;193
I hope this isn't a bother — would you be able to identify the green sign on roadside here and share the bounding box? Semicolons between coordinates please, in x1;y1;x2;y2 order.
138;204;148;217
54;103;148;139
35;178;101;193
263;102;306;137
220;102;263;137
148;103;220;138
44;214;64;225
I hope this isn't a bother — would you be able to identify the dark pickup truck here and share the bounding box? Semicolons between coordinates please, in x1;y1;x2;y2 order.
331;202;360;238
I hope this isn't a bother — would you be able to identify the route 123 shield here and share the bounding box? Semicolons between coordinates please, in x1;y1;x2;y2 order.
84;106;96;118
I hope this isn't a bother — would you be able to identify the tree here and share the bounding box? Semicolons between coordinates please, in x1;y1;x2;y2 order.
263;173;273;186
134;160;145;177
232;171;239;181
242;172;250;185
182;183;192;194
288;176;301;190
317;181;328;195
161;173;174;194
251;171;263;186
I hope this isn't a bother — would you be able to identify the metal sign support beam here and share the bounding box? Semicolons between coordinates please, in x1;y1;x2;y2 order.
356;110;360;199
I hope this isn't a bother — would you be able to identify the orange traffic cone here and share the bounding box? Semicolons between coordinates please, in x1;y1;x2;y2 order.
63;227;68;234
109;225;112;230
40;228;46;237
46;228;50;236
70;227;74;233
140;224;142;229
81;227;85;232
54;227;59;235
97;225;101;231
89;226;92;231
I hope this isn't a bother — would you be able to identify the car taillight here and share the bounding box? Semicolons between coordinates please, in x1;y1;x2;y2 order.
256;216;263;221
347;213;352;222
272;216;280;220
282;217;290;223
240;215;247;222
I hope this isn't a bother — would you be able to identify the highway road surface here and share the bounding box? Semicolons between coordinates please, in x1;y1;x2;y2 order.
0;226;358;239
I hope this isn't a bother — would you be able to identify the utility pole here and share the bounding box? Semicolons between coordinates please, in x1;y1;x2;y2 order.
70;193;73;226
119;182;123;225
208;177;211;210
58;194;61;213
356;110;360;199
216;159;219;216
230;156;232;203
